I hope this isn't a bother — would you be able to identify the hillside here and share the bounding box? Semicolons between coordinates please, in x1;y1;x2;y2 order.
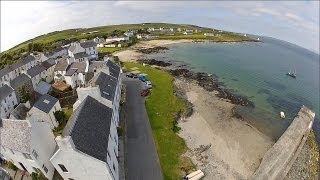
0;23;255;68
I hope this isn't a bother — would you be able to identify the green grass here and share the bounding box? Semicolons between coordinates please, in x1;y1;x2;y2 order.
98;47;123;54
53;107;73;136
123;62;195;180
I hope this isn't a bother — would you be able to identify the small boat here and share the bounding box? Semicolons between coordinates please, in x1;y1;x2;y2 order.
280;111;285;119
286;67;296;78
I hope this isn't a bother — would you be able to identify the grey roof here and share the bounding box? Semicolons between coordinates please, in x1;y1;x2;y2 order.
54;57;69;71
35;81;51;95
0;67;12;78
107;60;120;78
41;60;55;69
68;45;76;53
65;62;87;76
10;74;33;91
33;94;58;113
0;119;32;153
27;64;46;78
53;47;65;53
94;72;117;101
80;40;97;49
0;84;14;101
10;55;36;70
10;103;29;120
62;96;113;163
88;61;107;72
65;68;78;76
74;52;89;59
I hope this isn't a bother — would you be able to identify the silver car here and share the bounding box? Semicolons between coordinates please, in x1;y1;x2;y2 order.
145;81;152;88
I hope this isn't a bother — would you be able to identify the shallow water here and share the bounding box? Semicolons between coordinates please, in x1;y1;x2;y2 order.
147;37;320;141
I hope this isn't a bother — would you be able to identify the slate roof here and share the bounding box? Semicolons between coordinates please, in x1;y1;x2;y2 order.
10;103;29;120
68;45;77;53
74;52;89;59
41;59;55;69
62;96;113;163
27;64;46;78
107;60;120;78
10;74;33;91
88;61;106;72
54;57;69;71
65;62;87;76
33;94;58;113
0;119;32;153
35;81;51;95
0;84;14;101
94;72;117;101
80;40;97;49
0;67;11;78
10;55;36;70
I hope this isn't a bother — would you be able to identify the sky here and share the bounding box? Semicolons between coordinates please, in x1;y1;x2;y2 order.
1;1;319;53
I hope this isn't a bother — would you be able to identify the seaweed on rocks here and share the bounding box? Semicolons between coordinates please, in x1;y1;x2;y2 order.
138;59;172;67
138;46;169;54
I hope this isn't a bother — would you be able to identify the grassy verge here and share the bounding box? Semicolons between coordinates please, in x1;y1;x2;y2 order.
53;107;73;136
98;47;123;54
123;62;195;179
307;130;319;179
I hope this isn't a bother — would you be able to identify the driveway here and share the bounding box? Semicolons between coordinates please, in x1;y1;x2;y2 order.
123;77;163;180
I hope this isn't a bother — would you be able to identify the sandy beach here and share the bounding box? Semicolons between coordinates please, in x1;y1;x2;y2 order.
174;78;274;179
114;39;193;62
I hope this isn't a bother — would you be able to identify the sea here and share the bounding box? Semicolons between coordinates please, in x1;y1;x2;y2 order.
146;36;320;143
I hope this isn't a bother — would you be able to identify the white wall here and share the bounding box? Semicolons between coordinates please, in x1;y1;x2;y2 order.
50;137;115;180
106;114;119;180
0;91;18;118
28;101;61;129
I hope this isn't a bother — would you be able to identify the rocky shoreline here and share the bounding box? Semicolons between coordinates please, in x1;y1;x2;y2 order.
138;58;254;107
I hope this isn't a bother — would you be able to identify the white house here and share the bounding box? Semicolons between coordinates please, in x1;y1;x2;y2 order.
93;37;105;43
183;32;193;35
41;58;56;83
27;64;47;89
0;54;38;87
28;94;61;129
50;96;119;180
0;84;18;119
105;36;129;43
0;119;57;180
64;62;88;88
76;60;121;126
68;41;97;60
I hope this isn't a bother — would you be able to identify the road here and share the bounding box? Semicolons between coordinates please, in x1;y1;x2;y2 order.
123;77;163;180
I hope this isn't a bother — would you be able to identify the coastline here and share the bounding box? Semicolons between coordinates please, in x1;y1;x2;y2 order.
117;39;319;179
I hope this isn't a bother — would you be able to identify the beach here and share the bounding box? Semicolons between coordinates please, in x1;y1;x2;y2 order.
114;39;193;62
174;78;273;179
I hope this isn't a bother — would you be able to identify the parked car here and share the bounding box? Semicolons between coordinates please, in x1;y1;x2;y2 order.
126;72;138;78
140;89;150;97
145;81;152;88
138;75;149;82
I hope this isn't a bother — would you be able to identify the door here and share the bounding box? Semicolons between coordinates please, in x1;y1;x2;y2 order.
18;162;27;171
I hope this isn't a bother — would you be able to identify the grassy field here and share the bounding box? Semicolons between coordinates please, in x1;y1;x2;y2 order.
123;62;195;179
98;47;123;54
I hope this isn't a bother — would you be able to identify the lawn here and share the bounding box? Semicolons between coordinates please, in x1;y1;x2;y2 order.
53;107;73;136
98;47;123;54
123;62;195;180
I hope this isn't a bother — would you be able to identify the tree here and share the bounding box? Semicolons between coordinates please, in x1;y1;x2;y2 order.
8;161;18;171
54;111;66;124
18;85;31;103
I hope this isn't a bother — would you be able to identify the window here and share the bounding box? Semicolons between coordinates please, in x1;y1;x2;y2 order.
32;150;38;159
23;153;32;160
32;167;40;173
113;163;116;172
42;164;48;173
58;164;68;172
10;149;14;154
107;151;110;159
9;94;12;97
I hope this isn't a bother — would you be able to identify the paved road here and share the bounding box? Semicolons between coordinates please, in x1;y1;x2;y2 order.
123;77;163;180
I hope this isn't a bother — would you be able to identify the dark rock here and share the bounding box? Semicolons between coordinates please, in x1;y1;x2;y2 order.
138;46;169;54
138;59;172;67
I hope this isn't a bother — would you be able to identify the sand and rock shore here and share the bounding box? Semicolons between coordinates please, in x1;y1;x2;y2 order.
115;40;318;179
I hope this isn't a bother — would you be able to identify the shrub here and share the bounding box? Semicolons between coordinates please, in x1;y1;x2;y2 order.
8;161;18;171
117;127;124;137
54;111;66;123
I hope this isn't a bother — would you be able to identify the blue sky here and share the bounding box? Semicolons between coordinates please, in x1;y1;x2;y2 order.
1;1;319;53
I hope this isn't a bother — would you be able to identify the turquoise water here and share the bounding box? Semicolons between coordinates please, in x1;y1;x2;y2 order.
147;37;320;141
